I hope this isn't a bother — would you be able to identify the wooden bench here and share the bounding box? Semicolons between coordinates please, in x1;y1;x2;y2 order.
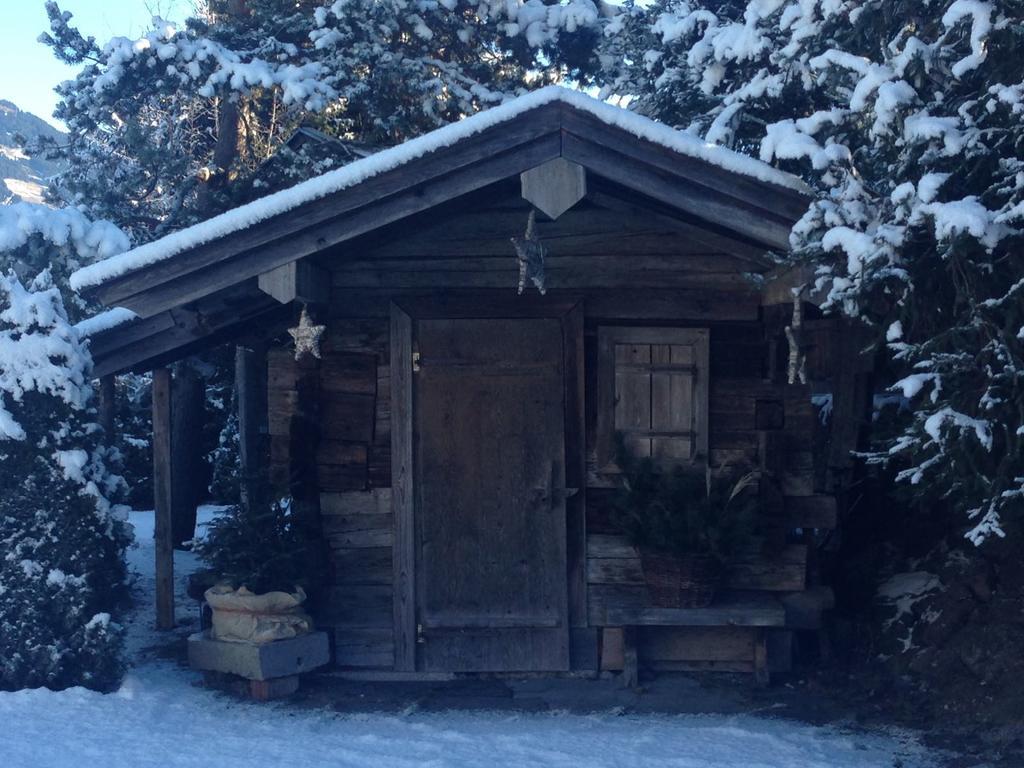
606;593;786;687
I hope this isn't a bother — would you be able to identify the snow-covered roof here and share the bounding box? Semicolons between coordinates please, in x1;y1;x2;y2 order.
70;86;807;292
74;307;138;338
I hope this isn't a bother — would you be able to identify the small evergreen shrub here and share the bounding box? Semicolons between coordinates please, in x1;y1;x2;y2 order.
612;437;758;566
196;493;317;595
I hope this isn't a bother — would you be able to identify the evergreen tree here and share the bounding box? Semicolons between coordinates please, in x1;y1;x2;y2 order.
196;493;317;594
607;1;1024;543
307;0;605;145
34;0;333;238
0;270;130;691
112;371;154;509
32;0;606;239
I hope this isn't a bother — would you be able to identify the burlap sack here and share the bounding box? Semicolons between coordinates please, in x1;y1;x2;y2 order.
205;584;313;644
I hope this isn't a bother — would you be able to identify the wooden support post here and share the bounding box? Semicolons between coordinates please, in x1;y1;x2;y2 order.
622;626;639;689
236;345;268;513
98;374;116;442
753;629;770;687
152;367;175;630
171;362;205;547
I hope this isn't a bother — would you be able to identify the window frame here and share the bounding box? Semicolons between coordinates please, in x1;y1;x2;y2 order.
595;326;710;470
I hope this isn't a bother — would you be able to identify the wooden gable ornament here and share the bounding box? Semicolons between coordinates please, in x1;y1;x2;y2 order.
520;158;587;220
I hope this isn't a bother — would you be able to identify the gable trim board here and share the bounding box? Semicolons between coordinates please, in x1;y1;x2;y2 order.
71;89;808;320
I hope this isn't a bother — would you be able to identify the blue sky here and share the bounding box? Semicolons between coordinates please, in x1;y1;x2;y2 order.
2;0;191;129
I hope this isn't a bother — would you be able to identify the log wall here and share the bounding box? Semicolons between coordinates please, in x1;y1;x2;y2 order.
262;194;834;672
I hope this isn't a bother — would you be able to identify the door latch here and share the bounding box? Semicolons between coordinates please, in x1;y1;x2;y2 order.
416;623;427;644
532;460;579;508
412;351;421;372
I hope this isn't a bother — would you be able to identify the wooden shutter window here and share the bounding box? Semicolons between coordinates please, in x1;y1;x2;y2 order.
597;327;709;468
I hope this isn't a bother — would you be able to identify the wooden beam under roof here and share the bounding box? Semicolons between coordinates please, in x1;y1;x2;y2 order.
563;132;795;251
88;282;291;377
584;183;776;268
258;259;330;304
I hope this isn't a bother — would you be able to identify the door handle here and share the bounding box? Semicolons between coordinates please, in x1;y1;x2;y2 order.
533;461;579;507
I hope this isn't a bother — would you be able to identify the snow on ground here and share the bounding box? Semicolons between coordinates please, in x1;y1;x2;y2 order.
120;506;224;662
0;508;938;768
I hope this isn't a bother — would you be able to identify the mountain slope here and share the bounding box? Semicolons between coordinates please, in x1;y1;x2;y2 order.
0;100;64;205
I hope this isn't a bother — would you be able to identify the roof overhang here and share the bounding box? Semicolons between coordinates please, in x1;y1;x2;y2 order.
75;87;812;376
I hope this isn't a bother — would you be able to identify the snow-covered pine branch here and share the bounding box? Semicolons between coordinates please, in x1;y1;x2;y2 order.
0;202;130;323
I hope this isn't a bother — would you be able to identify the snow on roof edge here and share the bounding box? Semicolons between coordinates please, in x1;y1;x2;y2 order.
74;307;139;338
70;86;809;292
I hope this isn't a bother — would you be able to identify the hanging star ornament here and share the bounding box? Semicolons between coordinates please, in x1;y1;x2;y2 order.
511;209;547;295
288;305;326;360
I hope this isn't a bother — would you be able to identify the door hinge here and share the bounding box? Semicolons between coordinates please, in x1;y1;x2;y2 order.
412;351;421;372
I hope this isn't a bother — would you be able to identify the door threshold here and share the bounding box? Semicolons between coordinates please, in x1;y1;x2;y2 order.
321;669;598;682
321;670;458;682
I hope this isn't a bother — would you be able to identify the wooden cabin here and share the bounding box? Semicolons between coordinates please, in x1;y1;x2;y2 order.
74;87;858;684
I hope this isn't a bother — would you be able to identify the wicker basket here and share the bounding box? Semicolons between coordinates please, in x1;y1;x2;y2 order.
639;550;722;608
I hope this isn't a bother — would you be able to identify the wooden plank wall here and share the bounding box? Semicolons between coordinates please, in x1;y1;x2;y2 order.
262;196;833;673
266;321;396;668
320;489;395;667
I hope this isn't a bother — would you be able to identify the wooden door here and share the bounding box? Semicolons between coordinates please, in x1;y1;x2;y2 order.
413;317;570;672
